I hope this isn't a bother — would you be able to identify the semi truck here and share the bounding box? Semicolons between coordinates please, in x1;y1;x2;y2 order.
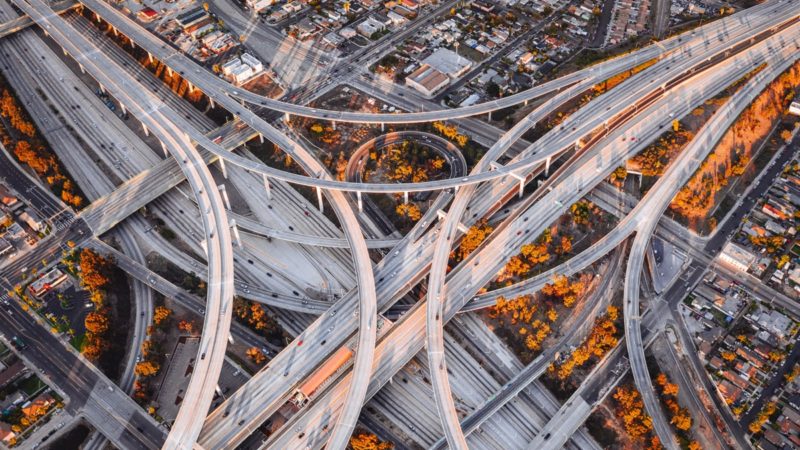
289;316;393;408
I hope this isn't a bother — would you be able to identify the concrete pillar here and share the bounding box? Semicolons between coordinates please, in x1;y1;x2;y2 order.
130;38;135;49
508;172;525;199
160;142;168;158
230;220;242;247
79;64;85;74
112;26;118;36
488;111;492;122
142;123;149;136
331;121;336;131
284;112;289;123
403;191;408;204
545;156;551;177
316;187;324;213
262;174;272;200
209;97;215;109
228;334;234;344
188;82;194;92
148;52;153;64
259;133;264;144
524;99;528;107
95;12;101;22
121;104;126;115
62;47;67;56
218;184;231;210
380;122;384;132
99;84;106;95
218;158;228;179
167;67;173;77
356;191;362;212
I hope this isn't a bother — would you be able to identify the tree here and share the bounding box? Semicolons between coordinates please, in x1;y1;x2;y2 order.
134;360;160;377
246;347;266;364
457;220;493;260
78;248;112;295
177;320;195;333
153;306;172;326
85;311;109;335
349;430;393;450
396;203;422;222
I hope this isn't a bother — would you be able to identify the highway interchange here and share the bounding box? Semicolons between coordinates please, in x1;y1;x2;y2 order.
0;0;797;448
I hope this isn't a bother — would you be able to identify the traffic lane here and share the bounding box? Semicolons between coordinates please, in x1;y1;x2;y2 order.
0;148;63;216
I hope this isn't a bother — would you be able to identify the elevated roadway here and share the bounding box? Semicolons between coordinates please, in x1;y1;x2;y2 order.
422;5;800;445
622;40;800;450
198;3;798;445
260;14;800;448
61;0;780;197
9;0;237;447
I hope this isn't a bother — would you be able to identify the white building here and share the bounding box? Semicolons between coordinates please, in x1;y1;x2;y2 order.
357;17;385;37
718;242;757;273
221;58;243;76
241;53;263;73
231;64;255;84
247;0;273;12
19;209;45;233
405;64;450;97
421;48;472;79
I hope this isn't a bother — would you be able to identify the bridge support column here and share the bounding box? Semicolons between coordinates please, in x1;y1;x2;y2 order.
436;210;468;233
160;141;168;158
79;64;85;74
142;123;149;137
545;156;551;177
148;52;153;64
331;121;336;131
316;187;324;213
230;220;242;247
380;122;384;132
95;12;101;22
167;67;173;77
508;172;526;198
262;174;272;200
524;99;528;106
111;26;117;36
218;158;228;179
284;112;290;123
121;104;126;115
218;184;231;210
187;82;195;92
356;191;362;212
488;111;492;122
259;133;264;144
130;38;135;50
209;97;215;109
99;84;106;95
403;191;408;204
228;334;234;344
62;47;67;56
